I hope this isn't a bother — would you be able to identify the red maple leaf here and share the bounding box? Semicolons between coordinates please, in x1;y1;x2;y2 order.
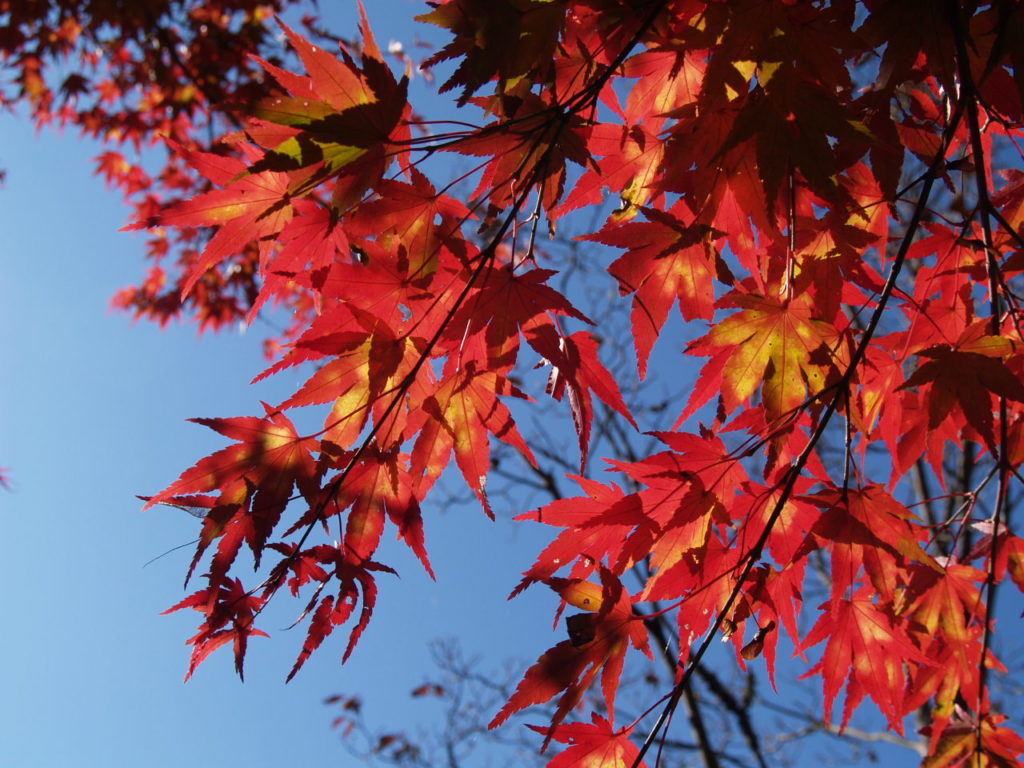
530;714;647;768
139;144;293;299
513;476;644;594
144;405;320;587
796;485;939;603
558;119;665;221
800;588;929;732
346;167;470;279
285;556;396;680
491;567;651;745
164;578;268;681
527;327;637;468
923;713;1024;768
451;265;591;373
898;329;1024;449
413;364;536;516
584;204;719;377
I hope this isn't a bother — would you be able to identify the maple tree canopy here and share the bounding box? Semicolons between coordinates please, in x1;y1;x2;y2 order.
8;0;1024;766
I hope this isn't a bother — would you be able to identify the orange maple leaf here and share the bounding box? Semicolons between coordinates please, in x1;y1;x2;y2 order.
681;291;841;425
531;714;647;768
491;567;651;745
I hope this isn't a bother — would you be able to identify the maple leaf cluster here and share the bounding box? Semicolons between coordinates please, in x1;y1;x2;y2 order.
13;0;1024;765
1;0;309;330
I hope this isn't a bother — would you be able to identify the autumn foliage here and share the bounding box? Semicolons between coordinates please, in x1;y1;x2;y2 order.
9;0;1024;765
